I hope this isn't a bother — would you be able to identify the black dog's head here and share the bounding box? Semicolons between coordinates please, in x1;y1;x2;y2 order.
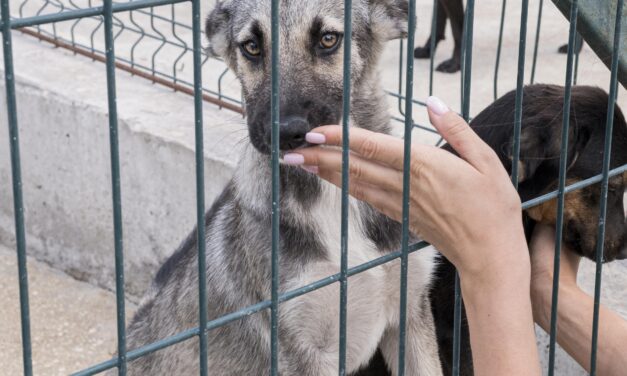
204;0;410;154
460;84;627;262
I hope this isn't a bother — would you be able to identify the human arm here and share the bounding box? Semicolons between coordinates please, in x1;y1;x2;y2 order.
530;224;627;375
283;97;540;376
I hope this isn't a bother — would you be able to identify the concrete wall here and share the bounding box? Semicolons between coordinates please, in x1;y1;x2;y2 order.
0;34;245;298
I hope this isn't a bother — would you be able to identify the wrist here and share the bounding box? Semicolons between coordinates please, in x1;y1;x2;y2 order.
458;232;531;294
461;258;531;303
530;277;552;328
530;274;581;329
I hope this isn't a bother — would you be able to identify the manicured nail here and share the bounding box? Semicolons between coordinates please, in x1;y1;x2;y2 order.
426;96;449;116
283;153;305;165
301;165;319;174
305;132;326;144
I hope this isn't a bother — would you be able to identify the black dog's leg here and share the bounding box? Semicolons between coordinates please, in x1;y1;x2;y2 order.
436;0;464;73
430;257;474;376
558;33;584;54
414;0;447;59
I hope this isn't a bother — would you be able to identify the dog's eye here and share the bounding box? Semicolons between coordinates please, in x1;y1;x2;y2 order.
319;33;340;50
241;40;261;59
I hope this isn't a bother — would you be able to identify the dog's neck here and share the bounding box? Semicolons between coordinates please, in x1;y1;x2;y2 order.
234;70;392;219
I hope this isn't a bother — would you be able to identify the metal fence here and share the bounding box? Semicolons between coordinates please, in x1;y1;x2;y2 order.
1;0;625;375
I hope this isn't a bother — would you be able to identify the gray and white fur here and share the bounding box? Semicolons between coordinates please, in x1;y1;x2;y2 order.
123;1;441;374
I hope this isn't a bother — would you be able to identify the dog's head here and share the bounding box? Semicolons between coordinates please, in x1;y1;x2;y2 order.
469;85;627;262
205;0;409;154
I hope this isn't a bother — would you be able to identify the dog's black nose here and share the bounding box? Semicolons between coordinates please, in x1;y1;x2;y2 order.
279;116;310;150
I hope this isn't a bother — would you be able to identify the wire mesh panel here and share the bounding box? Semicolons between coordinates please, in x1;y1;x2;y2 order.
1;0;626;375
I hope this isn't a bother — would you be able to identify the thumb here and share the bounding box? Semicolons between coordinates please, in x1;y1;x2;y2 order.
426;96;497;172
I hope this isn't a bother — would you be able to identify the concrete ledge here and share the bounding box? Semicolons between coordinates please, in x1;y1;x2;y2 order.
0;33;246;298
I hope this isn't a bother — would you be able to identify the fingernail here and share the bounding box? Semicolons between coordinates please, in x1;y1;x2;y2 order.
283;153;305;165
305;132;326;144
301;165;319;174
426;96;449;116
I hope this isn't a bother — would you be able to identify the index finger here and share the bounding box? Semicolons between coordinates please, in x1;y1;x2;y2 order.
426;96;500;174
307;126;406;170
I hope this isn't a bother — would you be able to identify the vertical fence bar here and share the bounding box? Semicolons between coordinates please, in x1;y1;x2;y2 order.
1;0;33;374
398;39;407;118
397;1;416;374
270;0;280;374
590;1;623;374
460;0;474;120
103;0;127;372
428;0;437;96
452;276;462;375
511;0;529;190
191;0;208;372
453;2;474;375
493;0;507;100
398;39;404;116
547;2;578;374
573;35;581;85
530;0;543;84
338;0;352;374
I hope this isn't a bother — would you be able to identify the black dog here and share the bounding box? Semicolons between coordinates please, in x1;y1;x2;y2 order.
359;84;627;375
416;1;585;74
414;0;464;73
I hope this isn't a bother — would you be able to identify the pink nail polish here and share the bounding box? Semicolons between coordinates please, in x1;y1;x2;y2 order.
283;153;305;165
301;165;319;174
426;96;449;116
305;132;326;144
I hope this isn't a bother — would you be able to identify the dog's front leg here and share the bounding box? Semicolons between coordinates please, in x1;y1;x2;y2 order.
278;346;338;376
379;300;443;376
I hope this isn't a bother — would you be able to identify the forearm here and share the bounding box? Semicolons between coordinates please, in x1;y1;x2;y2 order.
533;281;627;375
461;244;541;376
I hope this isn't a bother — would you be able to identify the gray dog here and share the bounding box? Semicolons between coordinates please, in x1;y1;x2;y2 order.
123;1;442;374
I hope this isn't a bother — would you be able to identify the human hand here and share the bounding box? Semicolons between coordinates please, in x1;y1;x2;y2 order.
529;223;582;324
282;97;529;287
530;223;581;288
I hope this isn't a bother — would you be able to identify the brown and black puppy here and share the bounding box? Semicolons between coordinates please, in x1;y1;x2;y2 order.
466;84;627;262
358;84;627;376
431;84;627;376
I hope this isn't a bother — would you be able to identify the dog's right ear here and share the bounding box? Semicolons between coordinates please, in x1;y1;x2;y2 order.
368;0;411;40
205;1;232;58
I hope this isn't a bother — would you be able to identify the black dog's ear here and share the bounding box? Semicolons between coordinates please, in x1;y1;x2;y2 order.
205;1;232;58
511;121;586;183
368;0;411;40
511;128;551;183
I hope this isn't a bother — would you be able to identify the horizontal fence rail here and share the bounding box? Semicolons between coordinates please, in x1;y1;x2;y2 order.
2;0;626;375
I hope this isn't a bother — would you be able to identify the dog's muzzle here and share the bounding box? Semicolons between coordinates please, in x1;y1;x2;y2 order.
267;115;310;151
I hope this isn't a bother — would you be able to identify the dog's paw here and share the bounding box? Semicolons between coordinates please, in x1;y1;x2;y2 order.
436;58;460;73
414;46;432;59
558;40;583;54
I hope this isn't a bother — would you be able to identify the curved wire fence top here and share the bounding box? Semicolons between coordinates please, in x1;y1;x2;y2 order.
2;0;627;375
7;0;627;139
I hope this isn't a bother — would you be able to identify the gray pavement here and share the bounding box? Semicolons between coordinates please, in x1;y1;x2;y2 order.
0;245;136;375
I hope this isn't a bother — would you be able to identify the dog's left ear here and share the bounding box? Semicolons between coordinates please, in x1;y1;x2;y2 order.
368;0;411;40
